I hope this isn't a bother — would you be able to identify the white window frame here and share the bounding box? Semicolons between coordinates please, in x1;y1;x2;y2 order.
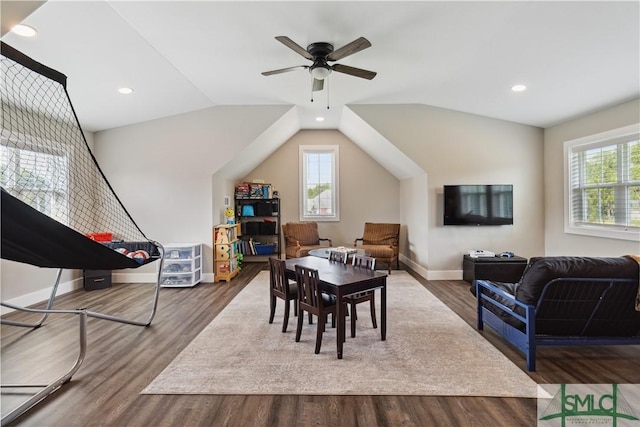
563;123;640;241
299;145;340;222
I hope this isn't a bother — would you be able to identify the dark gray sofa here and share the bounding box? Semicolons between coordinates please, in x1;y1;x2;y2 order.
472;256;640;371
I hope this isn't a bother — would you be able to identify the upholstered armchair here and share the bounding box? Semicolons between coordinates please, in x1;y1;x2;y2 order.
354;222;400;273
282;222;332;259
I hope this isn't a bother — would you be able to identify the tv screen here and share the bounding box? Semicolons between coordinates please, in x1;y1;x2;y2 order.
443;185;513;226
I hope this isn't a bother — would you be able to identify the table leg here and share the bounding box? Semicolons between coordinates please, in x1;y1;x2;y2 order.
336;289;344;359
381;280;387;341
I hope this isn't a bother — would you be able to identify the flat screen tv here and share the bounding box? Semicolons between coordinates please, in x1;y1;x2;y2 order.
443;185;513;226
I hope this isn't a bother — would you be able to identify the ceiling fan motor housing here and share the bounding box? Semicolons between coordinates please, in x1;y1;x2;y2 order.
307;42;333;79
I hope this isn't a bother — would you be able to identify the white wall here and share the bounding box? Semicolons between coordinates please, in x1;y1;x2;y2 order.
241;130;400;249
399;174;430;278
349;104;545;275
543;98;640;256
93;105;292;280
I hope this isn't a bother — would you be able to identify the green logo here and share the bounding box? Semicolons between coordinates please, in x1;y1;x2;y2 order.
539;384;639;426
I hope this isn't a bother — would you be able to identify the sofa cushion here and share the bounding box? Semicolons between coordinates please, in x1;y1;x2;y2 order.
515;256;639;306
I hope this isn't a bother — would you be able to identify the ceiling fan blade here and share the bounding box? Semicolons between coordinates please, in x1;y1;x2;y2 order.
261;65;307;76
312;78;324;92
332;64;377;80
327;37;371;61
275;36;313;60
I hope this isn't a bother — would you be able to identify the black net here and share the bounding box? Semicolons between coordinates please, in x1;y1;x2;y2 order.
1;43;157;268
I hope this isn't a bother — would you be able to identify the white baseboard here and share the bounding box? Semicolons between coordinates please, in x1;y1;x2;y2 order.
1;277;82;315
112;272;215;284
399;254;462;281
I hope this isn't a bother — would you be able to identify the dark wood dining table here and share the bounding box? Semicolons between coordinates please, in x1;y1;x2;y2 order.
284;256;387;359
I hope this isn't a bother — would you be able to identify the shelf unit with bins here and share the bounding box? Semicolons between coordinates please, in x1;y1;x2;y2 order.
234;194;280;260
213;223;240;282
159;243;202;287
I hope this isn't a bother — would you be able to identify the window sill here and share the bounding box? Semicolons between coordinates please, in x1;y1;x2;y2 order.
565;224;640;242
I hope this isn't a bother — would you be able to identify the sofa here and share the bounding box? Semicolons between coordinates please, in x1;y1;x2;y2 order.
353;223;400;273
282;222;332;259
473;256;640;371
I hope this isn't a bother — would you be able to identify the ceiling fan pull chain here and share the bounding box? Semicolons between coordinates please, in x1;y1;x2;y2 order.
310;77;314;103
326;77;330;110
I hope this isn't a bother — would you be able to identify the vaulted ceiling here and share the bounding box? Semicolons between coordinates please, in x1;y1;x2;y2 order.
1;1;639;133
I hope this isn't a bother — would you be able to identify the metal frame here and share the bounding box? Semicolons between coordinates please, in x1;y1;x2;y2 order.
0;242;165;424
1;242;165;328
1;306;87;426
476;278;640;371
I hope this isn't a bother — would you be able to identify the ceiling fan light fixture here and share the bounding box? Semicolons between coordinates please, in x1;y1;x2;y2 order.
310;66;331;80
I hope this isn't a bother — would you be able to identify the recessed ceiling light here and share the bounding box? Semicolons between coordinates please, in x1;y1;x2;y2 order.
315;117;325;122
118;87;134;95
11;24;37;38
511;84;527;92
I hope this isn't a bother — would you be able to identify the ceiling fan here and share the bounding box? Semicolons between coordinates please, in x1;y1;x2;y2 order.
262;36;377;93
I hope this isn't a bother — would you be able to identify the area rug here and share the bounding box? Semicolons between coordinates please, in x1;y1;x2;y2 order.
143;271;538;397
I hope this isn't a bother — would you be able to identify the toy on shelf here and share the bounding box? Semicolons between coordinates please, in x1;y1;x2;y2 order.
225;207;235;224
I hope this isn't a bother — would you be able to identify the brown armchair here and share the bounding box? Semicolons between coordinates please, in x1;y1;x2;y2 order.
354;222;400;273
282;222;332;259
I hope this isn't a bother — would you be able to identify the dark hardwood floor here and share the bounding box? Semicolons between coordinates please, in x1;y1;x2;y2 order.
2;263;638;426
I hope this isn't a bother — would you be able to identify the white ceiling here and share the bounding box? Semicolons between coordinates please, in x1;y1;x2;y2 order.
1;1;639;133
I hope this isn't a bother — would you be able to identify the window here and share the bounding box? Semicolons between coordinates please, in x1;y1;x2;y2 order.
564;123;640;241
299;145;339;221
1;141;69;225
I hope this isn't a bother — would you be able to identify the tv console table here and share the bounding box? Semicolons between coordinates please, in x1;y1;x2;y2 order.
463;254;527;283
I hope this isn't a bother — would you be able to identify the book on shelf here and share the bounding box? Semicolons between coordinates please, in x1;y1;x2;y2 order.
235;182;274;199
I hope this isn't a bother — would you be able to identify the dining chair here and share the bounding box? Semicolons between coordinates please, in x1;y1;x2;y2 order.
268;257;297;333
328;250;348;263
294;264;337;354
345;254;377;338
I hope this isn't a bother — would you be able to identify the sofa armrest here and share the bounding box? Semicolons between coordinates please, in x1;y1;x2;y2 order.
319;238;332;246
354;237;363;246
475;280;533;327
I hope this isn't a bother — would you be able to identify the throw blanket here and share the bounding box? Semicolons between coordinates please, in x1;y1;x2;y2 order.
625;255;640;311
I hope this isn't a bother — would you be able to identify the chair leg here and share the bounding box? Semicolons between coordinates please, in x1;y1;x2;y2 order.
282;299;290;333
269;295;276;324
370;294;377;329
350;302;357;338
315;314;324;354
308;312;313;325
293;299;298;316
295;309;304;342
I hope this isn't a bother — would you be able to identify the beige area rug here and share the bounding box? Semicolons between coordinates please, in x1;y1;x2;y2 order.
143;271;538;397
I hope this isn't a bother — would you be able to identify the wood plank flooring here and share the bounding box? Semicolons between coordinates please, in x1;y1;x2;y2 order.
1;263;638;426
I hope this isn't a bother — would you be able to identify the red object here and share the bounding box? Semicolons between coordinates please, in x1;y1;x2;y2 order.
86;232;113;242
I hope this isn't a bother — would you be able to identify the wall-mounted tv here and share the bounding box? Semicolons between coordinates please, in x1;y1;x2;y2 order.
443;185;513;226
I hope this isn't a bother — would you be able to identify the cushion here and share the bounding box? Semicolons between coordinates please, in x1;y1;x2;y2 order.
362;223;400;246
357;244;394;258
283;222;320;246
515;256;639;306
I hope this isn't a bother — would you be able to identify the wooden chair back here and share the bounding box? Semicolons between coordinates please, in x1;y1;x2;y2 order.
269;257;289;298
328;250;348;264
352;254;376;270
295;265;323;312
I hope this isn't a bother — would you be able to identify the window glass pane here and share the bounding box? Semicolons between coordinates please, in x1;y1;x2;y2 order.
0;145;68;224
630;185;640;227
565;125;640;239
631;141;640;180
300;146;339;221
